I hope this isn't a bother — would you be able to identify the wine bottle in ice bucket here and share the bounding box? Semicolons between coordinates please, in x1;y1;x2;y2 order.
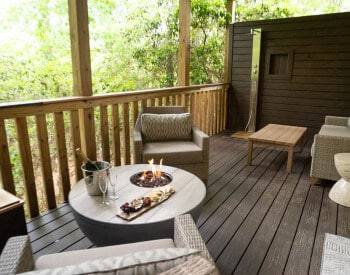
77;149;111;197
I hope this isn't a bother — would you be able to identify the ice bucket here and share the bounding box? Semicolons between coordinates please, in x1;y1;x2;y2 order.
81;161;111;196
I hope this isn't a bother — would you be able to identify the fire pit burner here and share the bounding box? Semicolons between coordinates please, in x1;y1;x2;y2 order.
130;171;172;188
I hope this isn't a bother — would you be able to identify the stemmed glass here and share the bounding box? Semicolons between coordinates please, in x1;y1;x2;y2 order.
98;172;109;206
109;170;119;200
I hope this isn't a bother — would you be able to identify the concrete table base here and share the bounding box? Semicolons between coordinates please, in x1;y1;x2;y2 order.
69;164;206;246
329;178;350;208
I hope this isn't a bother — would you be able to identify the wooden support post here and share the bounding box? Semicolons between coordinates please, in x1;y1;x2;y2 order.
178;0;191;86
68;0;96;160
223;1;234;130
223;0;234;83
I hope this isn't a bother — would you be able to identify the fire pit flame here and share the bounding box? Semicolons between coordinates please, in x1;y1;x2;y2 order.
148;158;163;181
130;159;172;188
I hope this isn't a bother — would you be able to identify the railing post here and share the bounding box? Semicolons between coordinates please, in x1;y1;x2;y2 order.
223;0;234;83
223;1;235;130
68;0;96;160
178;0;191;86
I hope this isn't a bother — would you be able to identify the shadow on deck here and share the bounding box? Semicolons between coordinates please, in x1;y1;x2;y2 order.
27;133;350;275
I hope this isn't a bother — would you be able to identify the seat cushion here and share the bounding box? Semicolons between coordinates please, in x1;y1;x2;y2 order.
143;141;203;165
319;125;350;138
35;238;174;270
27;248;199;275
141;113;192;142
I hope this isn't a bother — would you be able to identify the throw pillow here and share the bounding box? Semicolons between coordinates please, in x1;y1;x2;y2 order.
141;113;192;142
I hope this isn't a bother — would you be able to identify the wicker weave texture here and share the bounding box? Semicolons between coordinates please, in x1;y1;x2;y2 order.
311;134;350;181
325;116;348;127
0;235;34;274
174;214;214;262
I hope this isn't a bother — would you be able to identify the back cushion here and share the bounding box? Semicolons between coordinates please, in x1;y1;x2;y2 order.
141;113;192;142
24;248;200;275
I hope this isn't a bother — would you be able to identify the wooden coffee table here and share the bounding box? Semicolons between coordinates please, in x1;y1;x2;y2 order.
247;124;307;173
69;164;206;246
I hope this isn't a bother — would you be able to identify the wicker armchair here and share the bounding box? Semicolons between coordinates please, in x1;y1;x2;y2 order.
0;215;215;274
134;106;209;184
310;116;350;182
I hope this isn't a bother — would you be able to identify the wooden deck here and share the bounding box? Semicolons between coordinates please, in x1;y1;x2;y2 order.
26;134;350;274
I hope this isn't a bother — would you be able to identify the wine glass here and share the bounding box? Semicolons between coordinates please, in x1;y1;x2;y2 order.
109;170;119;200
98;172;109;206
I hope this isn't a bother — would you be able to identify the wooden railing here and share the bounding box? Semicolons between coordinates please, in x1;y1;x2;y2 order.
0;83;228;217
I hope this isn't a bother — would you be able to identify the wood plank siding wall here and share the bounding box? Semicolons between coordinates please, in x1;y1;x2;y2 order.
228;12;350;136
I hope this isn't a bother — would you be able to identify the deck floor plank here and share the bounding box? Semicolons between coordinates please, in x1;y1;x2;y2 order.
208;147;250;187
207;151;286;262
26;134;347;275
284;185;324;275
198;148;273;229
34;228;86;257
202;147;265;209
309;186;337;275
27;204;72;232
259;164;311;275
31;220;80;254
29;212;75;242
208;139;246;175
232;161;305;275
337;204;350;237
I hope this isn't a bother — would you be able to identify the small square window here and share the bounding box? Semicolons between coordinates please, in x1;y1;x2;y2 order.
265;49;294;80
269;53;288;75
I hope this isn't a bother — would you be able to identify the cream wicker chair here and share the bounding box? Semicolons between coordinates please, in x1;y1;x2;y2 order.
310;116;350;182
133;106;209;184
0;215;217;274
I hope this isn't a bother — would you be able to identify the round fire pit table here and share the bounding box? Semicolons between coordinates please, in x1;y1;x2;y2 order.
69;164;206;246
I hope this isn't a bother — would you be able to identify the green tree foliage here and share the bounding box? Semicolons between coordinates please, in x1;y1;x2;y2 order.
0;0;72;102
235;0;347;21
0;0;348;100
123;0;229;87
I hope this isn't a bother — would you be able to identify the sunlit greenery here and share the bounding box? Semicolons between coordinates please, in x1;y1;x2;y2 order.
1;0;348;102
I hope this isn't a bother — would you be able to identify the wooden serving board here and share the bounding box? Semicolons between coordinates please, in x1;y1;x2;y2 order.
117;191;175;221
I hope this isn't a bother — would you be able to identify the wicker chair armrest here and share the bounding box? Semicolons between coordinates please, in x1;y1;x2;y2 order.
314;134;350;154
325;116;348;127
174;214;213;262
0;236;34;274
133;118;143;163
193;127;209;161
311;134;350;179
